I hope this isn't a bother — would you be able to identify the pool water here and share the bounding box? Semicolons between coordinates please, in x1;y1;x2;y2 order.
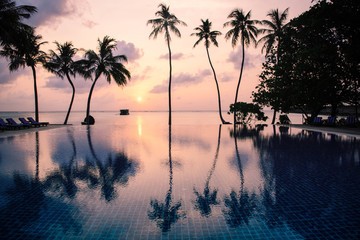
0;112;359;239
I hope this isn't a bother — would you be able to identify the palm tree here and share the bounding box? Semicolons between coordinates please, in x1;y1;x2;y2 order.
0;29;47;122
258;8;289;124
147;4;187;125
80;36;130;125
0;0;37;46
44;42;79;124
224;9;259;125
192;19;229;124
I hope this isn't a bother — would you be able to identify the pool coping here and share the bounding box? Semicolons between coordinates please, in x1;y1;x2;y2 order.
287;124;360;138
0;124;69;138
1;123;360;139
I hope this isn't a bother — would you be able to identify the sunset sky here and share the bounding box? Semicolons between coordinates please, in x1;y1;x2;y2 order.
0;0;314;112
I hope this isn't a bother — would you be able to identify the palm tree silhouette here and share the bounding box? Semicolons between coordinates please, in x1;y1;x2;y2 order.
193;125;222;217
148;125;185;232
222;125;256;227
0;0;37;46
192;19;229;124
147;4;187;125
224;9;259;125
80;36;131;125
258;8;289;124
44;42;80;124
0;29;47;122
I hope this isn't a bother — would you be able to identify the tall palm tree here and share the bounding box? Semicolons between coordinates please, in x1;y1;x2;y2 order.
224;9;259;125
0;0;37;46
258;8;289;124
147;4;187;125
192;19;229;124
0;29;47;122
80;36;130;125
44;42;79;124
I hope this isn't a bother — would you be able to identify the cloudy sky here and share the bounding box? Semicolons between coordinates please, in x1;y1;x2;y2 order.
0;0;313;112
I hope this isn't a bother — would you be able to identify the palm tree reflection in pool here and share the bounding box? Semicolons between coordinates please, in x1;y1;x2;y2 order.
193;125;222;217
222;125;257;227
44;128;79;199
86;126;138;202
148;125;185;232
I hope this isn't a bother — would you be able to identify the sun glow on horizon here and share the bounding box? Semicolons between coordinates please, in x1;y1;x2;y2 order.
137;97;142;102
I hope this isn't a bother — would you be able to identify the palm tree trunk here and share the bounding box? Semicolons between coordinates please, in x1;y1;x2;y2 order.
85;75;100;124
167;36;172;125
31;66;39;122
271;109;277;124
206;47;227;124
234;41;245;125
64;73;75;125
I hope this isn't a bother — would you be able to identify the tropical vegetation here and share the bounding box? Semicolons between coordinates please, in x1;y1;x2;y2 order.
0;29;47;122
191;19;229;124
147;3;187;125
44;42;79;124
79;36;131;125
252;0;360;122
0;0;359;125
223;9;259;125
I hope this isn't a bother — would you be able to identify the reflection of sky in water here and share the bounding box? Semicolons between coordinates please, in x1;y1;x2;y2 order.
0;112;359;239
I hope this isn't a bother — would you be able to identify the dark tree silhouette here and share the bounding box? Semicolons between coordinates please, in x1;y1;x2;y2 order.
44;42;80;124
0;29;47;122
147;4;187;125
79;36;130;125
224;9;259;125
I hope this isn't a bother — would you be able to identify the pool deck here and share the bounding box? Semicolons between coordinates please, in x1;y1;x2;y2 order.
0;124;68;138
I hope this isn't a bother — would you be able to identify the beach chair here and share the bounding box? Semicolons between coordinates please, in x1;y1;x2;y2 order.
6;118;29;129
326;116;336;126
19;117;40;127
0;118;9;131
27;117;49;126
346;116;356;127
312;117;322;125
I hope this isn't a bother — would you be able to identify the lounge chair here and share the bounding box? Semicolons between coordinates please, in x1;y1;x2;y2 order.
346;116;356;127
326;116;336;126
0;118;9;130
6;118;29;129
19;117;40;127
27;117;49;126
312;117;322;125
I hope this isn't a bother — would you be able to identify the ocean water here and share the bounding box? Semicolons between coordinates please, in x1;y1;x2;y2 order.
0;111;359;239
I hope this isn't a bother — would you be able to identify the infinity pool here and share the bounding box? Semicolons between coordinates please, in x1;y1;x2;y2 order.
0;112;359;239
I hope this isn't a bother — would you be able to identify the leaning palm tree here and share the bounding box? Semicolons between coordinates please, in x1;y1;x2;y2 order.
192;19;229;124
80;36;131;125
224;9;259;124
44;42;79;124
147;4;187;125
0;0;37;46
258;8;289;124
0;29;47;122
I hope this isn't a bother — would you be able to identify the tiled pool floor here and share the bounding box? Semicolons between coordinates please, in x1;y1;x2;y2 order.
0;122;359;239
